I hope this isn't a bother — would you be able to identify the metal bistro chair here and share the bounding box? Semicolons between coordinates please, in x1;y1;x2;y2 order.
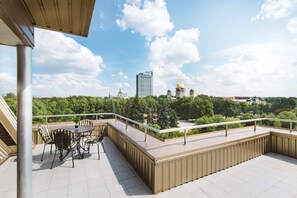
38;124;55;161
78;119;94;137
78;119;94;149
51;129;77;169
84;125;106;160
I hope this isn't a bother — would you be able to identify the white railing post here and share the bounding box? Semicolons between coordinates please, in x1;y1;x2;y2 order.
254;121;257;132
225;125;228;137
184;129;187;145
144;127;148;142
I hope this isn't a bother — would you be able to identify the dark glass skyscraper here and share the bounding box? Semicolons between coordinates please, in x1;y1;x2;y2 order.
136;71;153;97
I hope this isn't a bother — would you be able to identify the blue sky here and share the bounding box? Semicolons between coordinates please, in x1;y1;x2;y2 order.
1;0;297;97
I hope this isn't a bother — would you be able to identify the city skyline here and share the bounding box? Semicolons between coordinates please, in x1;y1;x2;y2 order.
1;0;297;97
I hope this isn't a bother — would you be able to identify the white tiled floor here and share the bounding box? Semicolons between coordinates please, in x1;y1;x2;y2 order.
1;138;297;197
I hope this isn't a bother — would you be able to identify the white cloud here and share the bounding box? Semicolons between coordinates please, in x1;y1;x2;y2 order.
33;28;105;75
149;28;200;95
0;29;108;97
118;71;128;79
0;73;16;94
116;0;174;40
32;73;109;97
31;29;108;96
0;46;16;95
113;82;131;88
193;42;297;97
287;17;297;33
252;0;297;21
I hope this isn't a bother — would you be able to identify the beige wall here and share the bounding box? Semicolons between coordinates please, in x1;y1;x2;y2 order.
108;124;272;194
271;132;297;158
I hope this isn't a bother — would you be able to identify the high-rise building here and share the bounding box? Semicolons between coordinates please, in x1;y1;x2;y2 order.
136;71;153;97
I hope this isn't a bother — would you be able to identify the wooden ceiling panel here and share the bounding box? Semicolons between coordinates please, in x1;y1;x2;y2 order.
22;0;95;37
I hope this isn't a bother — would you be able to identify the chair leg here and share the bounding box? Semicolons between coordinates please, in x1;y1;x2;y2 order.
97;143;100;160
51;150;57;169
71;149;74;168
41;143;46;161
50;144;53;154
101;141;105;153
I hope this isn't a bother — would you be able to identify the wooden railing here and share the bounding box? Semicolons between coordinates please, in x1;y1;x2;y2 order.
0;139;12;165
0;96;17;143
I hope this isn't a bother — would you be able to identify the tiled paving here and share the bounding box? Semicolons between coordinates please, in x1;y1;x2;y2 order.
1;137;297;197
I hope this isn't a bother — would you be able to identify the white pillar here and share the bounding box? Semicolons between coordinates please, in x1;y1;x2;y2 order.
17;45;32;198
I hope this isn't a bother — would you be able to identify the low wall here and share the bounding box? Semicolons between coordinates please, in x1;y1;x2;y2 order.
153;134;271;193
107;123;272;194
107;124;156;189
271;132;297;158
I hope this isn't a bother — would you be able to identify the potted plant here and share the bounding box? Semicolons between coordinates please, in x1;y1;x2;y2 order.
73;117;80;128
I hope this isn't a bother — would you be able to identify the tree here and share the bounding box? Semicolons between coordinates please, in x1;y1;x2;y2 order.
129;97;147;123
195;116;216;132
3;93;17;114
240;113;257;120
169;110;178;128
190;96;214;119
157;110;170;129
173;97;192;120
157;98;171;129
270;97;296;114
222;100;240;117
277;111;297;128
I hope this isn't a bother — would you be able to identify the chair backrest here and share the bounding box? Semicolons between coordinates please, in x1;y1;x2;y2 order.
98;125;106;142
52;129;74;150
38;124;53;143
78;119;93;126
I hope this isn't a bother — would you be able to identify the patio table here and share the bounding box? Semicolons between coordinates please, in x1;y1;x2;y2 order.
62;126;95;159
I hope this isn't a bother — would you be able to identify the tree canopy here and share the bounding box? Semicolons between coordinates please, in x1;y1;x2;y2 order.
2;93;297;131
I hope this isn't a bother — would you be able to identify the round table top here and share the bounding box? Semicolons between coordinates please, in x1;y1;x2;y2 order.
63;126;95;134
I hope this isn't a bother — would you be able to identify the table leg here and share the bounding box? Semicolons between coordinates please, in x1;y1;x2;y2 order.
59;150;63;161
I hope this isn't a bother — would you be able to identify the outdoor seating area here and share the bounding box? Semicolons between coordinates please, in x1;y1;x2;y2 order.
37;120;106;169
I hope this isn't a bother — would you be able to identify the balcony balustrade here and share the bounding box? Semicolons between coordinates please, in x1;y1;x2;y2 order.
1;112;297;196
29;113;297;193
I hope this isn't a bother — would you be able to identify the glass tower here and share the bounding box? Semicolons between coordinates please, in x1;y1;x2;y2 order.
136;71;153;97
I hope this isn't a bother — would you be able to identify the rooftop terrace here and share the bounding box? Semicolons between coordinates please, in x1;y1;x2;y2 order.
1;116;297;197
1;136;297;198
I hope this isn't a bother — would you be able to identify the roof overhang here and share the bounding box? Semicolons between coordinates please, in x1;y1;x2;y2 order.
0;0;96;47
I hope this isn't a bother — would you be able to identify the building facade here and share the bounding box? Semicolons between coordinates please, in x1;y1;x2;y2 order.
167;89;172;99
136;71;153;97
189;89;194;98
176;81;185;98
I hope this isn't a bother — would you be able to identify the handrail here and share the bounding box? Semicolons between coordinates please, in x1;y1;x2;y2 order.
159;118;267;133
0;96;17;143
267;118;297;123
33;112;113;121
32;113;297;144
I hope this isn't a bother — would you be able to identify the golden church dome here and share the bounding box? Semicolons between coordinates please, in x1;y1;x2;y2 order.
176;81;185;89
